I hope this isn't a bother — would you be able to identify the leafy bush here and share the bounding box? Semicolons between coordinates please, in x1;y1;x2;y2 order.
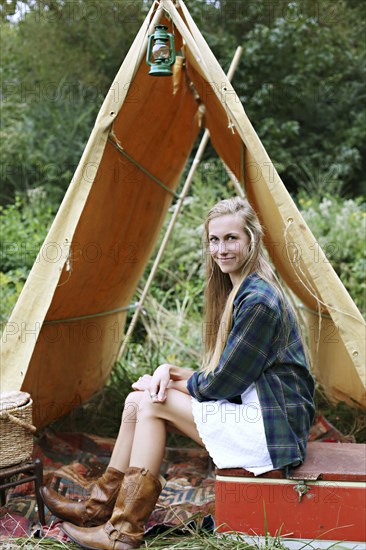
1;2;147;204
0;188;55;323
0;86;98;204
0;268;28;326
0;189;54;271
298;193;366;317
237;2;366;197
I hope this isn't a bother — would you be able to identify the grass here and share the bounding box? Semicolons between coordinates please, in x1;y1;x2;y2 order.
2;511;356;550
1;540;79;549
0;529;285;550
0;538;254;550
0;508;288;550
2;530;358;549
314;386;366;443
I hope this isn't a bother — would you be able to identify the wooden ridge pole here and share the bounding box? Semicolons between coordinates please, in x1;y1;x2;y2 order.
117;45;243;361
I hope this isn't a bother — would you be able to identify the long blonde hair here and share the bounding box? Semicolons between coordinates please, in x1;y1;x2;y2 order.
202;197;286;374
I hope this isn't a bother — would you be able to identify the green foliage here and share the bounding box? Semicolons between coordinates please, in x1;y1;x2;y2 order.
298;193;366;317
1;1;148;203
144;160;235;310
0;529;286;550
0;268;28;326
0;89;96;203
237;2;366;196
184;1;366;197
0;189;55;323
0;189;54;271
315;387;366;443
0;15;103;203
3;0;148;88
1;0;365;203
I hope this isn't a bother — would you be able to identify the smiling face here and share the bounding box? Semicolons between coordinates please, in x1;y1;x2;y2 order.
208;213;251;285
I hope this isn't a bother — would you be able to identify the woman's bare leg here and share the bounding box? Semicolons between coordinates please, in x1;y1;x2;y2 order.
129;389;204;477
108;389;202;477
108;391;145;472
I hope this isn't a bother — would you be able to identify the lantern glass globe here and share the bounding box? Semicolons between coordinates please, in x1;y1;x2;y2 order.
152;43;170;61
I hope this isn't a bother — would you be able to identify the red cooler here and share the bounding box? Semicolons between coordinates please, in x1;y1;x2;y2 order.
215;442;366;542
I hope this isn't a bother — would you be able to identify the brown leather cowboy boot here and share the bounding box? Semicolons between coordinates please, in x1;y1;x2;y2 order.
40;467;124;526
61;467;165;549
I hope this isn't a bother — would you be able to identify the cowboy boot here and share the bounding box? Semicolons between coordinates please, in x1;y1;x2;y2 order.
40;467;124;526
61;467;165;549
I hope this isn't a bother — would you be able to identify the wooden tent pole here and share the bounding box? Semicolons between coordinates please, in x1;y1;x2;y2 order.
117;46;243;361
223;162;245;198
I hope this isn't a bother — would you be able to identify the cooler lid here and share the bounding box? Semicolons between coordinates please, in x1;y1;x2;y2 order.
288;442;366;481
216;442;366;481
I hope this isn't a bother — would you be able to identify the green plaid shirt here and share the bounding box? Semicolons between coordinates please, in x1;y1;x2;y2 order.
187;273;315;471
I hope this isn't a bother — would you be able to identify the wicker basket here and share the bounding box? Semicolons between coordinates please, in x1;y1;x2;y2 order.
0;391;36;468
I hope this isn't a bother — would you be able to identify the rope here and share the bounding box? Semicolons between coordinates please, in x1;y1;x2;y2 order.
283;218;364;359
43;303;139;325
0;412;37;434
284;219;323;356
108;133;180;199
284;218;363;324
241;141;246;188
299;304;332;320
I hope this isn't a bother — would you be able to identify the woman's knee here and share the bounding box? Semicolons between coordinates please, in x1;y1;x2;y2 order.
124;390;157;416
124;390;144;405
135;392;164;420
121;391;144;421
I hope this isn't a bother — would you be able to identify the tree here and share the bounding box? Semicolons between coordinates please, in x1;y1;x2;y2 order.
237;2;366;196
186;1;366;197
1;0;365;202
1;0;148;203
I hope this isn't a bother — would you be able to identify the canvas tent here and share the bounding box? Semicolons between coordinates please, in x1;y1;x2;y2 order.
1;0;365;428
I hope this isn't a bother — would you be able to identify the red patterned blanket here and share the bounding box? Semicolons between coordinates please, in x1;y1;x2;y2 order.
1;430;215;542
0;414;352;542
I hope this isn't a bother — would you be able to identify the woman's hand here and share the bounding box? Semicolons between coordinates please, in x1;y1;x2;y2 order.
132;364;190;402
131;374;153;392
131;364;173;403
149;364;172;403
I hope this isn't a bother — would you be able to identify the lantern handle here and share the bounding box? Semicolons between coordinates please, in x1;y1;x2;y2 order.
168;33;176;66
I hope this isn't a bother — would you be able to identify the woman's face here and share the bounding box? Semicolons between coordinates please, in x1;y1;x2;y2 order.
208;213;251;285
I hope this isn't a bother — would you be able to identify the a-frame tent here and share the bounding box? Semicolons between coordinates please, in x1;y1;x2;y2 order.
1;0;365;427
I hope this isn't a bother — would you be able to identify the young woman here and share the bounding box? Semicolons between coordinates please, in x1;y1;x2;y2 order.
41;197;315;550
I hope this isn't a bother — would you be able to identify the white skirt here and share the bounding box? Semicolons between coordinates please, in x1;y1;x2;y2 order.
191;383;274;476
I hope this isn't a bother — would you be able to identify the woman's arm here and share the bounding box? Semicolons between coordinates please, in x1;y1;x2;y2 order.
164;364;193;381
168;379;190;394
188;303;279;402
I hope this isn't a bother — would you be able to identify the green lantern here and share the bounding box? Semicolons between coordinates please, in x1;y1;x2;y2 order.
146;24;176;77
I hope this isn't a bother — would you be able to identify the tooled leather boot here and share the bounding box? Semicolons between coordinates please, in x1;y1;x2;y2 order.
61;467;165;549
40;467;124;526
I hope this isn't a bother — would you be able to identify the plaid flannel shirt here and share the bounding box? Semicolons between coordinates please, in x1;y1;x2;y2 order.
187;273;315;471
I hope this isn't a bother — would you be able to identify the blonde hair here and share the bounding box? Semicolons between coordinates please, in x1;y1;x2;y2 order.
202;196;286;374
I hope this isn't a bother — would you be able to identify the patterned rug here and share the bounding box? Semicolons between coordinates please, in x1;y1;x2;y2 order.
0;430;215;543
